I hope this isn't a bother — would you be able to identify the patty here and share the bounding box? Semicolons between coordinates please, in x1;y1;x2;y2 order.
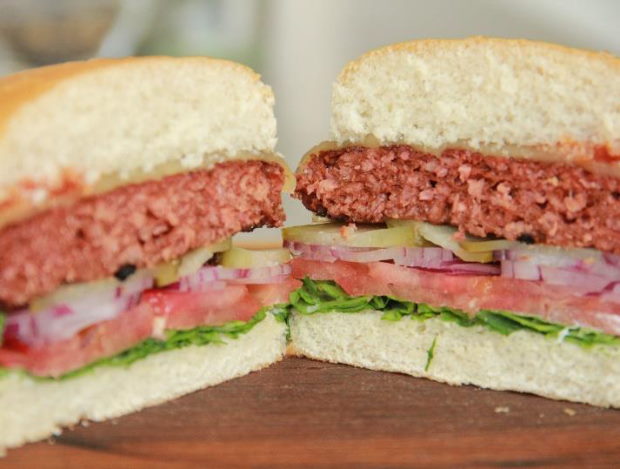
0;160;285;308
296;145;620;253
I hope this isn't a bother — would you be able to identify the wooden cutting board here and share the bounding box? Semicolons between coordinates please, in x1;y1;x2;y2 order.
2;357;620;468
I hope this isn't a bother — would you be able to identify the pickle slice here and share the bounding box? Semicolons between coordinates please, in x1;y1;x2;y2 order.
459;237;518;252
387;219;493;263
384;219;431;247
282;222;421;248
417;223;493;263
153;262;179;287
311;215;333;224
154;238;232;286
219;247;291;268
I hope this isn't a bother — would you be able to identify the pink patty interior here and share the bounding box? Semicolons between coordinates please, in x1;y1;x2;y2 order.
296;145;620;253
0;160;285;308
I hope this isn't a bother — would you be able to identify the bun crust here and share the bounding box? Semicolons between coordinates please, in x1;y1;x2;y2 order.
331;37;620;163
0;57;280;226
290;311;620;408
0;314;286;455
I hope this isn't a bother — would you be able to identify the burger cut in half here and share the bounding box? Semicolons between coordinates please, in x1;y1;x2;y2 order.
0;57;298;452
286;38;620;407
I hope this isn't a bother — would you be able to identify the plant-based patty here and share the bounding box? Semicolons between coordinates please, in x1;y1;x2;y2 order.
0;160;285;308
296;145;620;253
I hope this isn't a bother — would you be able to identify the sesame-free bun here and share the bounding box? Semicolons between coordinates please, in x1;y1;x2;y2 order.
0;313;286;455
331;37;620;160
289;311;620;408
0;57;280;226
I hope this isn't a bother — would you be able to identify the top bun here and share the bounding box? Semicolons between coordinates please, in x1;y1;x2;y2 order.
0;56;279;226
331;37;619;161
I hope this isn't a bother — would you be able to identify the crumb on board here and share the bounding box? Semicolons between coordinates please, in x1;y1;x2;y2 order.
563;408;577;416
494;406;510;414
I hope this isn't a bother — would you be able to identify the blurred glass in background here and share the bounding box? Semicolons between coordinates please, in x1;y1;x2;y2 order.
0;0;618;233
0;0;121;66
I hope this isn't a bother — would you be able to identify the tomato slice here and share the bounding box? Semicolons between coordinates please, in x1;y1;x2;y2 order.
142;285;260;329
0;302;154;378
291;258;620;336
0;280;300;378
246;278;302;306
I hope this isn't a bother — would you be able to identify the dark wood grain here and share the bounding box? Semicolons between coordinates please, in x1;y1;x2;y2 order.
2;357;620;468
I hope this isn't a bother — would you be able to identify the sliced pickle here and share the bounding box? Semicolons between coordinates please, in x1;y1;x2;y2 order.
311;214;333;224
385;219;431;247
417;223;494;263
461;234;603;261
154;239;232;286
282;222;421;248
154;261;179;287
459;237;518;253
219;247;291;268
177;239;231;276
387;219;494;263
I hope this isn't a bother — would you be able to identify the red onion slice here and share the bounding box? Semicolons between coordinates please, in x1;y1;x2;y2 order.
498;246;620;279
432;262;501;276
164;280;228;292
176;264;292;291
5;273;154;346
501;260;541;281
285;241;500;275
539;265;613;292
3;261;293;347
230;273;292;285
285;241;398;263
285;240;620;293
601;283;620;303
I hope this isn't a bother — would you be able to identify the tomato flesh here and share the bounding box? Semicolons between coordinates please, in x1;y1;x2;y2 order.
291;258;620;336
0;280;299;378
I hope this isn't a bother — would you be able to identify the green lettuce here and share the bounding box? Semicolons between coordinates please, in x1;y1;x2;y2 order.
289;277;414;320
424;337;437;371
2;307;270;382
3;276;619;383
291;278;620;349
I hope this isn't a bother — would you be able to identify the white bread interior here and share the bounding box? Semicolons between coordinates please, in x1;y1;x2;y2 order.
0;57;280;222
0;313;286;455
331;37;620;159
289;311;620;408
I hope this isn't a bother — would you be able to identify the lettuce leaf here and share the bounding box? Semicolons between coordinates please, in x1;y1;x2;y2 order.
291;278;620;349
4;275;619;384
424;337;437;371
2;307;270;382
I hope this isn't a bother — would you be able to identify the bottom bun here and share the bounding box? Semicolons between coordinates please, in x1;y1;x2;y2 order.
0;313;286;454
289;311;620;408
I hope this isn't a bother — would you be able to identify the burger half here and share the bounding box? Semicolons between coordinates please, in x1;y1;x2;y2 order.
0;57;298;452
286;38;620;407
